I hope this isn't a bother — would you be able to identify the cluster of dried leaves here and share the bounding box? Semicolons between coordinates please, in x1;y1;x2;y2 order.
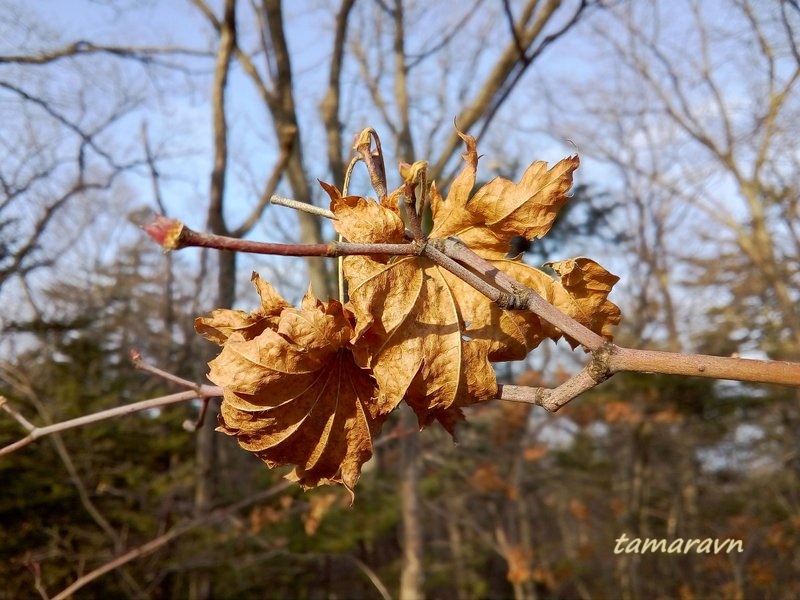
195;132;620;498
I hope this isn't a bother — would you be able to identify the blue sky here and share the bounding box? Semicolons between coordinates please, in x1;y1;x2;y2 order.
3;0;796;358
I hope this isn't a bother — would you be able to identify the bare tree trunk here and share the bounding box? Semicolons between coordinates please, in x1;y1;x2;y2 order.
399;407;424;600
445;498;469;600
391;4;424;597
191;1;236;597
321;0;356;190
511;407;537;600
261;0;332;298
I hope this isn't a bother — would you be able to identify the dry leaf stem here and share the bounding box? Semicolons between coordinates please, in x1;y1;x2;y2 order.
354;128;388;202
438;237;606;350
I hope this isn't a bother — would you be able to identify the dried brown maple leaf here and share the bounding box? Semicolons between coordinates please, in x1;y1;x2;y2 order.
195;272;291;344
197;276;389;497
436;257;620;361
324;184;497;433
546;257;621;345
323;132;620;431
427;132;620;359
429;131;578;259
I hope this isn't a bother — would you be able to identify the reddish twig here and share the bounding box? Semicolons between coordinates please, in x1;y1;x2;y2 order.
142;215;417;257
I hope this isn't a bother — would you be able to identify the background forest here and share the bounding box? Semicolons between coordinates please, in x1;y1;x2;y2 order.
1;0;799;599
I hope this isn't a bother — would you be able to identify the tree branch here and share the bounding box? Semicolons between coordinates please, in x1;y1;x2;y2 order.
231;132;294;238
142;215;417;257
140;204;800;415
607;346;800;387
428;0;590;183
47;427;407;599
0;388;220;457
0;41;212;65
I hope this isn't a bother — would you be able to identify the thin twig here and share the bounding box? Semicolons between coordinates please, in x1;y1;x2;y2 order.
347;555;393;600
184;397;212;432
498;359;610;412
131;349;202;390
0;396;37;432
51;479;294;600
50;429;406;600
270;194;336;220
0;388;221;457
232;139;294;237
143;215;417;257
1;375;145;595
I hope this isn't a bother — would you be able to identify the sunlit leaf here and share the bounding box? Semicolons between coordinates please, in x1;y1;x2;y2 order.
199;280;388;498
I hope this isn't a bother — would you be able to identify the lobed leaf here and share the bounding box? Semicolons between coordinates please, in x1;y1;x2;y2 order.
323;132;619;437
447;258;620;360
195;272;291;345
198;278;388;498
326;186;497;432
197;129;623;491
340;251;497;433
430;131;580;259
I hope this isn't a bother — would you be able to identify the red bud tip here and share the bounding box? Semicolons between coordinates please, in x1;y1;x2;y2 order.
142;215;185;251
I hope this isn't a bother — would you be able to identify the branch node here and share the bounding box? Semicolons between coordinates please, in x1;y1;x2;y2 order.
496;291;526;311
538;391;559;413
533;388;552;410
426;238;446;252
587;342;615;383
